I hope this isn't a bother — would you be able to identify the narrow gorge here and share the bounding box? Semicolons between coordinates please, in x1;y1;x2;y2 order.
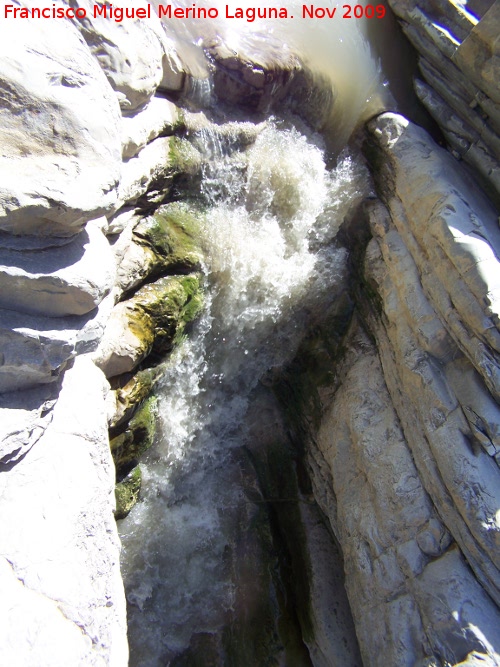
0;1;499;665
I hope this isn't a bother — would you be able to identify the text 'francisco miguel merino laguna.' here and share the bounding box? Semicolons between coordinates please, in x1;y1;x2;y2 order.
3;3;387;21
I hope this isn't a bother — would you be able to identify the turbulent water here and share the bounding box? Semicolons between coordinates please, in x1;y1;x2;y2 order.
119;7;390;665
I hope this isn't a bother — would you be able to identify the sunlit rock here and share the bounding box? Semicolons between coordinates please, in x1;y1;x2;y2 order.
387;0;500;203
0;220;115;317
0;292;115;394
0;19;121;237
94;274;203;378
121;97;181;160
74;0;165;113
364;112;500;612
0;384;56;465
0;355;128;665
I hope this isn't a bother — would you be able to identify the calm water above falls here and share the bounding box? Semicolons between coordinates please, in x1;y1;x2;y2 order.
119;8;394;665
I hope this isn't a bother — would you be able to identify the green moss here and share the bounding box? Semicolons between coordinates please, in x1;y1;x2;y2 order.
178;274;204;325
115;465;142;520
169;136;202;174
111;366;164;430
123;273;204;363
111;395;158;471
133;202;204;274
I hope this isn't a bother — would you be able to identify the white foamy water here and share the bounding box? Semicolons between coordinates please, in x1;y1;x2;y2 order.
119;113;372;663
118;4;392;661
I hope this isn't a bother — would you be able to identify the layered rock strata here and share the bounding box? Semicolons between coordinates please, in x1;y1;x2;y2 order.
0;4;332;661
387;0;500;204
1;1;500;665
0;5;196;663
292;113;500;666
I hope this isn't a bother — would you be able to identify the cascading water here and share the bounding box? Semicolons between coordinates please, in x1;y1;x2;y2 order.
119;5;401;664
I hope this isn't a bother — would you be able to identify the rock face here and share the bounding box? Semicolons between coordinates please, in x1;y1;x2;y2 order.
295;112;500;666
1;1;500;666
0;356;128;666
0;18;121;237
387;0;500;203
0;4;192;664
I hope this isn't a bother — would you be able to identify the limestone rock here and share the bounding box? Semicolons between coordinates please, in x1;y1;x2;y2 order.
0;355;128;664
121;96;181;159
0;384;56;465
363;113;500;610
0;556;93;667
452;2;500;105
366;113;500;402
107;206;140;237
363;209;500;607
0;292;115;394
113;203;203;297
0;220;115;317
0;314;72;394
311;322;500;665
94;274;203;378
75;0;164;113
159;41;187;92
0;18;121;237
387;0;500;205
115;136;201;211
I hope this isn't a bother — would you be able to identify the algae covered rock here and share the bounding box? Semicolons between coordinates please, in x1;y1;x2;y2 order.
115;203;204;295
109;366;164;430
114;135;202;213
115;466;142;520
111;395;157;471
94;273;203;378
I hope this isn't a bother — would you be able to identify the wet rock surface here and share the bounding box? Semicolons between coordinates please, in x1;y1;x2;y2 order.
1;2;500;665
207;36;334;129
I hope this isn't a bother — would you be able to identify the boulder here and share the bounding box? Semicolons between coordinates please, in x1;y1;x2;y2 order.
0;17;121;237
93;274;203;378
113;203;203;296
0;219;115;317
0;355;128;665
121;97;181;159
75;0;165;113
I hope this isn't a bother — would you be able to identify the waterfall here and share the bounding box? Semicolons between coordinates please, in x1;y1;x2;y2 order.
119;6;390;664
